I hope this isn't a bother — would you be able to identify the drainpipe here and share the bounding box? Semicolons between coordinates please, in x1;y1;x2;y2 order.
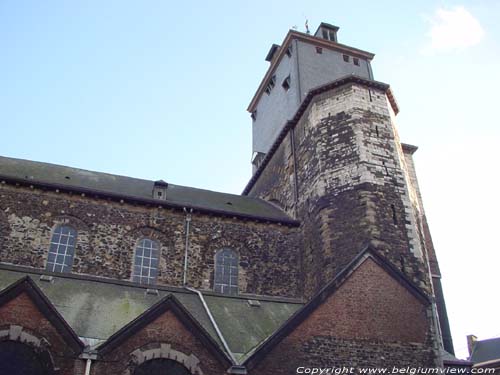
182;208;193;286
184;285;239;368
84;358;92;375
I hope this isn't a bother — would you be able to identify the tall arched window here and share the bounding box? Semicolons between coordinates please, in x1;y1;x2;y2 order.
46;225;77;273
214;248;239;295
132;238;159;285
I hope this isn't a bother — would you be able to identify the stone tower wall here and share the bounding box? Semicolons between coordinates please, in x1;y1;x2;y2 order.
247;80;432;298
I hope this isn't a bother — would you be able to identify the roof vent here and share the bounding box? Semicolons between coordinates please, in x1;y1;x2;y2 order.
146;288;159;296
40;275;54;283
248;299;261;307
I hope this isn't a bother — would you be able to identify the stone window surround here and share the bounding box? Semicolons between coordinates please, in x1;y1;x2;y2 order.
125;343;204;375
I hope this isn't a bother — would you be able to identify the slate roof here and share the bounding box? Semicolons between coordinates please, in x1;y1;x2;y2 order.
470;337;500;364
0;155;298;225
0;265;302;362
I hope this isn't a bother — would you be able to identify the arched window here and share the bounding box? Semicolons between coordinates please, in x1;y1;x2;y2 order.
46;225;77;273
134;359;190;375
132;238;159;285
214;248;239;295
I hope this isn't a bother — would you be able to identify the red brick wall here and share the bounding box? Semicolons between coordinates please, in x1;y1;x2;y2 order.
251;258;436;374
0;291;78;375
93;309;227;375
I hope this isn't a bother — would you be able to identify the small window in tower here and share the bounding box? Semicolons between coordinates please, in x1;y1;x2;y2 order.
353;57;360;66
265;75;276;95
285;45;292;58
251;110;257;121
282;75;291;91
316;46;323;54
322;29;328;40
328;30;337;42
343;54;350;62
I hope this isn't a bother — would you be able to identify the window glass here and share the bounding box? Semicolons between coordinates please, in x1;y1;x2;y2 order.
133;238;159;285
46;225;77;273
214;248;239;295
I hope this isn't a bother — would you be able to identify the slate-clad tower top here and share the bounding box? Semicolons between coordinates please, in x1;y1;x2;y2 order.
249;21;375;170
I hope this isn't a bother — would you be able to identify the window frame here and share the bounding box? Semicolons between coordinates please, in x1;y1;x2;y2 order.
214;248;239;295
46;225;77;273
132;237;160;285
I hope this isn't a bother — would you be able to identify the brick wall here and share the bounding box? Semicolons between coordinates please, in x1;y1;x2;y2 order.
250;259;438;374
0;185;302;298
0;291;78;374
92;309;226;375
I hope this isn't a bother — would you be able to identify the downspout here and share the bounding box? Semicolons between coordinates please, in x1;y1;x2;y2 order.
84;358;92;375
184;286;238;366
182;207;193;286
181;208;242;371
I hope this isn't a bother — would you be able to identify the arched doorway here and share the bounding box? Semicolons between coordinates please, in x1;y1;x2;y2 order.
133;358;191;375
0;341;51;375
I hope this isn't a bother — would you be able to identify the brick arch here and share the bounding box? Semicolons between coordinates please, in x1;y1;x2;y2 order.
123;343;204;375
0;325;56;375
126;226;172;245
52;214;91;231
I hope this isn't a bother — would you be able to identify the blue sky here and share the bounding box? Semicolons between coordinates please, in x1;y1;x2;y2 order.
1;0;499;359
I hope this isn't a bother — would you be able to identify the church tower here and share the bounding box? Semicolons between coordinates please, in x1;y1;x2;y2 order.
244;22;454;355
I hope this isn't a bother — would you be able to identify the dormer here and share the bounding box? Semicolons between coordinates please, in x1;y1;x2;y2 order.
265;44;281;63
314;22;339;42
153;180;168;200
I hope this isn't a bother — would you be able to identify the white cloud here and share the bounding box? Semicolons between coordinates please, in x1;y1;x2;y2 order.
423;6;485;53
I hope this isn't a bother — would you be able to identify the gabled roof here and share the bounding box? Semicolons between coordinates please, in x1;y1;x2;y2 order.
470;337;500;364
0;276;84;353
0;155;298;226
96;294;232;367
0;265;302;361
242;244;431;369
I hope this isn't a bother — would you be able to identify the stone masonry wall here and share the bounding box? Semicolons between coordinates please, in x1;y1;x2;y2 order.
247;82;432;298
0;184;302;298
